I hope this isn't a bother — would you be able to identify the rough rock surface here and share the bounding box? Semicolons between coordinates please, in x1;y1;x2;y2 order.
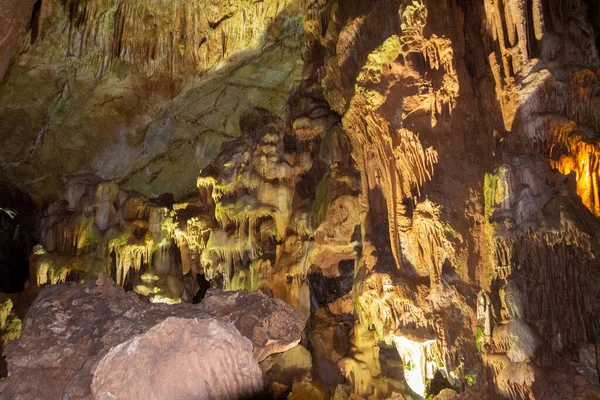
0;0;36;80
0;276;306;400
198;289;308;361
91;317;263;400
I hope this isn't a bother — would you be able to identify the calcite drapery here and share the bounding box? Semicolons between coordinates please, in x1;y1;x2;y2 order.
341;2;458;272
304;0;600;397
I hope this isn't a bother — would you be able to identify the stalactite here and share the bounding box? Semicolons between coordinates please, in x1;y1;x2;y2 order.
550;121;600;216
38;0;300;77
340;0;457;271
109;239;149;286
408;200;457;280
510;230;600;350
36;259;69;286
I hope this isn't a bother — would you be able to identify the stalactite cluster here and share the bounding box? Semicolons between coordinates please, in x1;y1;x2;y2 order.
34;0;302;78
341;11;457;271
30;102;360;311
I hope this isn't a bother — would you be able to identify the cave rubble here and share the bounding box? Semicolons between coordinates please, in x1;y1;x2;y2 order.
0;275;306;400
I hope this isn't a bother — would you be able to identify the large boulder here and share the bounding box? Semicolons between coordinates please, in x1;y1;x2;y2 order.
0;276;306;399
91;317;263;400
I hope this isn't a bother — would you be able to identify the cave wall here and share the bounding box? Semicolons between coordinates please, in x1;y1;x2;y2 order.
302;0;600;397
0;0;305;203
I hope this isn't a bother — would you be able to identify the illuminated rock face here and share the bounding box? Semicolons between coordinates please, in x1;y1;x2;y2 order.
392;335;444;397
2;0;600;399
29;109;360;310
0;296;21;377
28;174;183;303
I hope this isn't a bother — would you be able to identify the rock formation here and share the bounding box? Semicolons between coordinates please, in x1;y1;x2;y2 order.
92;317;263;400
0;276;305;399
0;0;304;203
27;109;359;309
1;0;600;398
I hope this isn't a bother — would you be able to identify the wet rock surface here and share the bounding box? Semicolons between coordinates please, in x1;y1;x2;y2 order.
0;276;305;400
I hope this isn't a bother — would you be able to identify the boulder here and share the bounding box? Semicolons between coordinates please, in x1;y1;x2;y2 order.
91;317;262;400
198;289;308;361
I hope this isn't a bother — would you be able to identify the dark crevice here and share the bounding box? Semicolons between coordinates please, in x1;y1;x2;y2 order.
193;274;211;303
109;249;117;283
111;1;125;60
525;0;539;59
30;0;42;44
0;182;38;293
586;0;600;56
208;13;234;30
307;259;354;310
